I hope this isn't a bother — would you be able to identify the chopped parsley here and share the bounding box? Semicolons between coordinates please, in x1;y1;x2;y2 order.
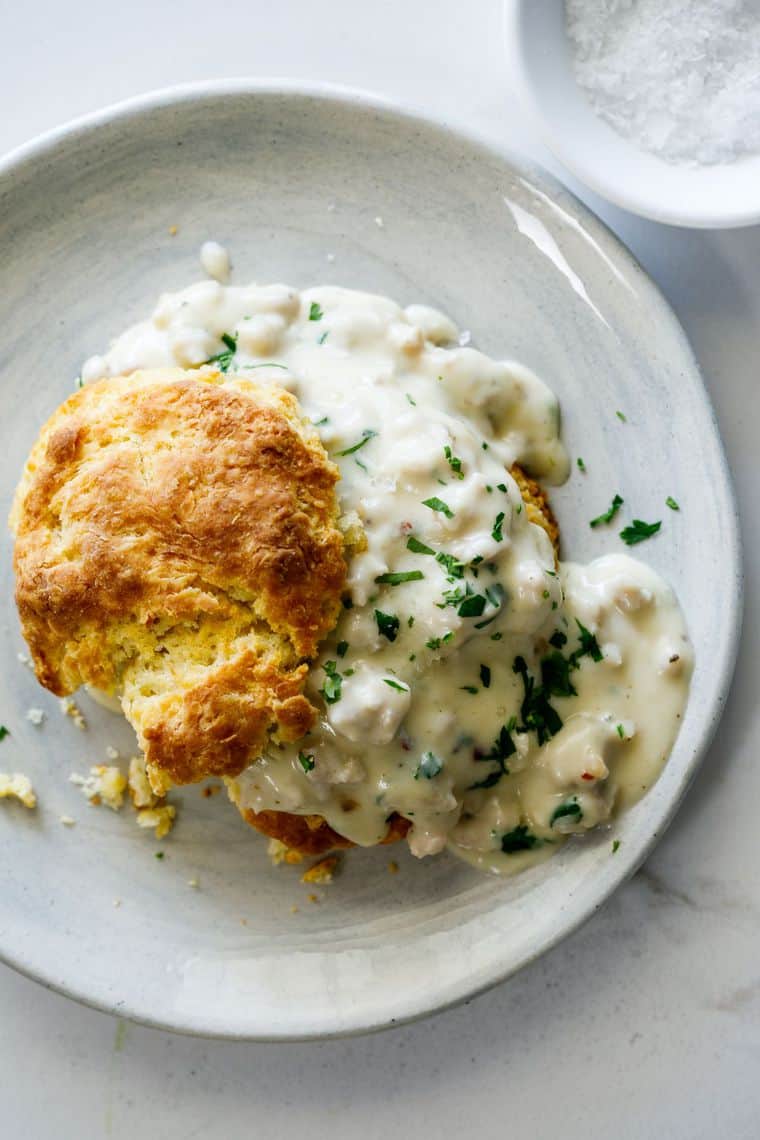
335;429;378;457
457;592;486;618
612;839;621;854
317;330;329;345
383;678;409;693
426;632;454;650
513;655;563;745
312;415;330;426
319;661;343;704
408;616;415;628
549;631;567;649
616;723;625;739
620;518;661;545
0;726;8;741
470;722;516;790
479;664;491;689
460;685;478;694
443;445;464;479
422;496;454;519
491;512;505;542
375;570;424;586
577;457;586;472
155;851;165;860
501;825;542;855
415;751;443;780
573;620;603;663
298;751;316;773
666;496;680;511
435;551;465;580
406;536;435;556
590;493;624;528
375;610;400;642
205;331;237;372
550;799;583;827
406;392;417;406
336;640;349;658
308;301;323;321
496;483;508;493
616;410;627;422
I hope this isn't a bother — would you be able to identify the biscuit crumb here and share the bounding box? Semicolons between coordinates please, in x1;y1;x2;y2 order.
168;225;178;236
25;707;45;726
374;216;384;228
60;697;86;730
136;804;176;839
301;855;340;885
387;860;399;874
128;754;159;809
307;893;319;904
70;765;126;810
267;837;304;866
290;904;299;914
201;782;222;798
187;878;199;888
105;745;120;761
0;772;36;808
59;815;76;827
113;898;121;908
17;651;33;670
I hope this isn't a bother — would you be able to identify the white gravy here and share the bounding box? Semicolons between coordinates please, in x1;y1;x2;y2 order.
82;266;692;874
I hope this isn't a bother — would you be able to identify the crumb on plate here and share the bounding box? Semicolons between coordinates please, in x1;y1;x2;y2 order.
60;697;86;730
301;855;340;885
25;707;45;726
70;765;126;810
136;804;176;839
0;772;36;808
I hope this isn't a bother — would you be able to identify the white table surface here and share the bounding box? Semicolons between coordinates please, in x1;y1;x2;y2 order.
2;2;758;1136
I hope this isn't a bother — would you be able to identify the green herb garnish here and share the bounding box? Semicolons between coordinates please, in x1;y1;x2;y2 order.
443;445;464;479
620;518;661;546
612;839;621;854
577;457;586;472
501;825;542;855
155;851;165;860
309;301;323;321
317;330;329;345
375;570;424;586
479;664;491;689
550;800;582;827
616;410;627;422
590;493;624;528
336;641;349;658
0;726;8;741
375;610;400;642
298;751;316;773
383;678;409;693
335;429;378;457
666;496;679;511
319;660;343;704
406;392;417;406
492;512;505;542
422;496;454;519
205;331;238;372
406;536;435;556
616;723;625;739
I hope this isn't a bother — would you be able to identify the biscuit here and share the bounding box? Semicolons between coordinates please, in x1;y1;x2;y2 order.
11;367;347;792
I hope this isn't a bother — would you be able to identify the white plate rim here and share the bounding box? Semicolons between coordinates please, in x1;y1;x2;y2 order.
0;78;744;1040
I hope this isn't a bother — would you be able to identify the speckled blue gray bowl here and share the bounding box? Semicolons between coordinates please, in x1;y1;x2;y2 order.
0;80;741;1039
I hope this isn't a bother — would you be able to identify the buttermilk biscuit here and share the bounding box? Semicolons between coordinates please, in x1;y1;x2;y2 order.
237;466;559;858
11;367;347;793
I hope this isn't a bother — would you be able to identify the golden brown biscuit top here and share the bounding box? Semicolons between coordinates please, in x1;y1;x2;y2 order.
11;368;347;790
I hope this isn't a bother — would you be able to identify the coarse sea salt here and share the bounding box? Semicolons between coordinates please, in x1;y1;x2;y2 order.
566;0;760;165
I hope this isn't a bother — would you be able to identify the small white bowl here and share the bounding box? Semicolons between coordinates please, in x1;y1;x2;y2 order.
505;0;760;228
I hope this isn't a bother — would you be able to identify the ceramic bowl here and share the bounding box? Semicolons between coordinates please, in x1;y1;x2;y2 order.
504;0;760;228
0;80;741;1038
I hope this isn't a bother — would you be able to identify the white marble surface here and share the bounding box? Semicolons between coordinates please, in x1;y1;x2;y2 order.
1;1;758;1136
